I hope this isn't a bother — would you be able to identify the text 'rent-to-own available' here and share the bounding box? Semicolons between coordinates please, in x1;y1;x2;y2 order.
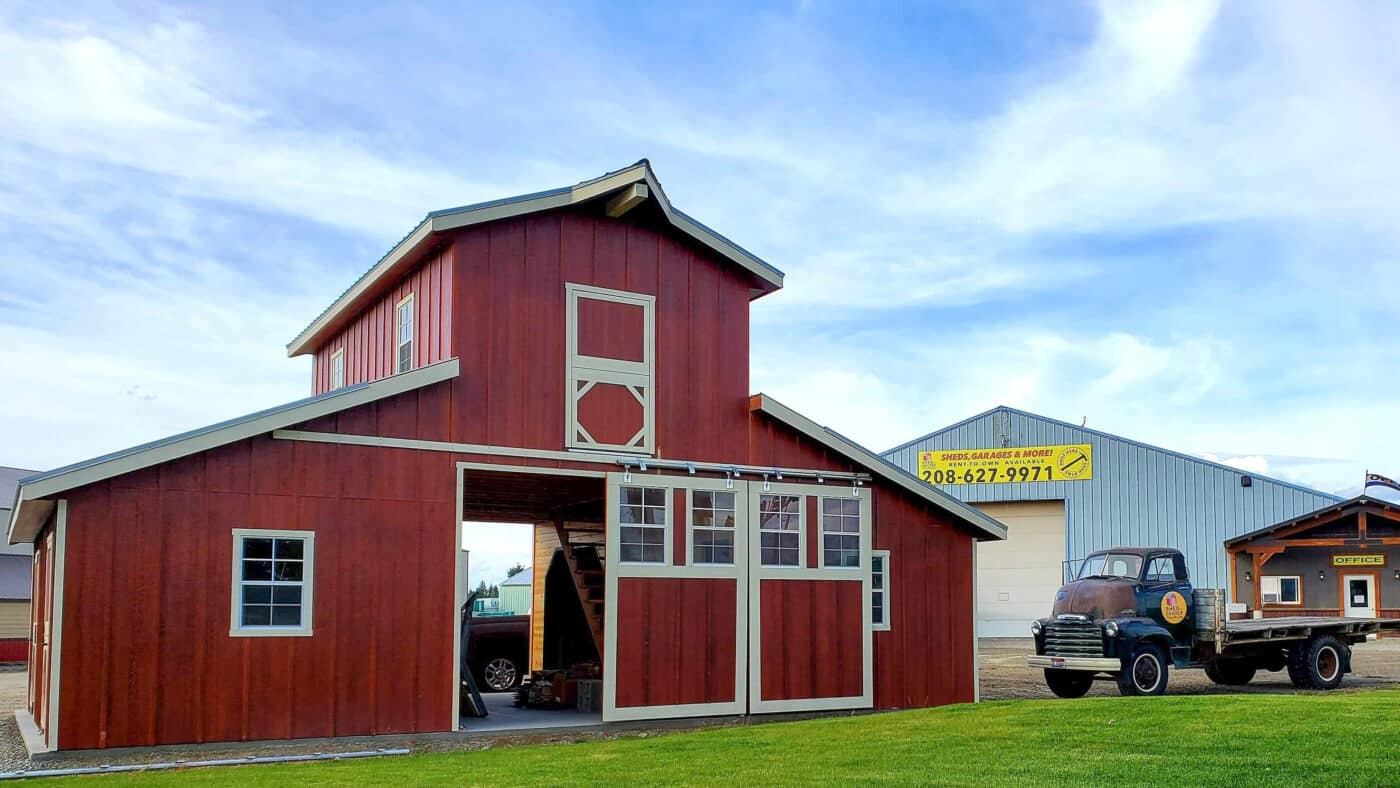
918;444;1093;485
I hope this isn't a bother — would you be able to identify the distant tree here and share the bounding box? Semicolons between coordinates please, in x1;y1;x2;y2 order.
473;579;489;598
506;562;527;578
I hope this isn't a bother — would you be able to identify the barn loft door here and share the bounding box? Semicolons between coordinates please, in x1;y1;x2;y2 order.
747;482;872;714
565;284;655;454
603;472;748;721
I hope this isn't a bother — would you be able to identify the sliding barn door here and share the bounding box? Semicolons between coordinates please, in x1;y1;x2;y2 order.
748;482;872;713
603;473;748;721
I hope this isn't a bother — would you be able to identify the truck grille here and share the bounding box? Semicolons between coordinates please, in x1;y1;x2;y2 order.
1044;617;1105;658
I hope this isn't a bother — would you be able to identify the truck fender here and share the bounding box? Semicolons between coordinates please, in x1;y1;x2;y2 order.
1113;619;1176;664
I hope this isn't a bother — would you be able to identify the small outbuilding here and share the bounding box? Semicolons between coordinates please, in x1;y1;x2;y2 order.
7;162;1005;753
0;467;34;663
1225;496;1400;620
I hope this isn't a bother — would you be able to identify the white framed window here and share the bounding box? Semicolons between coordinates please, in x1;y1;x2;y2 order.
618;486;667;564
329;347;345;390
872;549;891;631
821;496;861;568
691;489;737;565
395;294;415;373
757;494;802;567
1261;575;1301;605
231;529;314;637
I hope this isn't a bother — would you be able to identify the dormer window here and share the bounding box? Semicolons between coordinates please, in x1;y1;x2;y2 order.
396;294;414;373
329;348;345;390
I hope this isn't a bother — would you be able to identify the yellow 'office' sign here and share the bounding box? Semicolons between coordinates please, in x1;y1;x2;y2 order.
1332;554;1385;567
918;444;1093;485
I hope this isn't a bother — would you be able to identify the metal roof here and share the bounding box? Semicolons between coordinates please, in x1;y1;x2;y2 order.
1223;495;1398;547
499;572;531;587
286;160;785;357
7;359;460;544
885;405;1339;501
0;468;36;556
749;394;1008;541
0;555;30;600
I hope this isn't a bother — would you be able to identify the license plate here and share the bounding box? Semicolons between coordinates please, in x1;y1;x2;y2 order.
1050;657;1066;668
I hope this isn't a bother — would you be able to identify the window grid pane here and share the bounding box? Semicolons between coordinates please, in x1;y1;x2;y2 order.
238;534;308;630
692;490;737;565
396;298;414;372
620;486;667;564
821;497;861;568
758;495;801;566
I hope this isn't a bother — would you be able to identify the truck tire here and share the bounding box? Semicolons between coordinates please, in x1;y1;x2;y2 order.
1286;635;1347;690
1117;643;1169;696
1204;659;1257;686
1044;669;1094;698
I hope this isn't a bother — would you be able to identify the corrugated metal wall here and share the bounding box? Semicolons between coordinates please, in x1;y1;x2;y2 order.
883;408;1341;590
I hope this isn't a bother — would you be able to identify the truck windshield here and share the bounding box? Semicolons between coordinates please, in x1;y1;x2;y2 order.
1077;553;1143;580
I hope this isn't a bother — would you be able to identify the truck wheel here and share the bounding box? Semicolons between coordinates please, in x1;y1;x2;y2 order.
481;656;521;691
1117;644;1169;696
1204;659;1256;686
1044;669;1094;698
1287;635;1347;690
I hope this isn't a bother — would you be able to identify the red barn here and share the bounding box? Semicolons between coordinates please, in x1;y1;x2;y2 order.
7;162;1006;753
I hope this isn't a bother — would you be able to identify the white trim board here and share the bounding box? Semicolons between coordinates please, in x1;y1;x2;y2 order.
749;394;1008;542
45;500;67;752
285;161;785;357
7;359;460;545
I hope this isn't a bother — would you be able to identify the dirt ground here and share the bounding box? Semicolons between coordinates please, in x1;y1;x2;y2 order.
980;637;1400;699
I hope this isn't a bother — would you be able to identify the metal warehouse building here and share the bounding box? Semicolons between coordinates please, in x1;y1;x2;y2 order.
883;407;1340;637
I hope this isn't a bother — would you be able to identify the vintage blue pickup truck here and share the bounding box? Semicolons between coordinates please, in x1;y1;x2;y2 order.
1028;546;1400;697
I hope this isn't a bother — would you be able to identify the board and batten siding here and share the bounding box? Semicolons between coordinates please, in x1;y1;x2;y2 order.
311;248;454;395
883;408;1341;591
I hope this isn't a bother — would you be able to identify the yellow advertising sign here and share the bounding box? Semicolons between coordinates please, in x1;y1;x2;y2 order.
918;444;1093;485
1332;554;1385;567
1161;591;1188;624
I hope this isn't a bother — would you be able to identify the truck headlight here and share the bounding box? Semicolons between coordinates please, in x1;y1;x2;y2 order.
1030;620;1043;636
1103;620;1119;638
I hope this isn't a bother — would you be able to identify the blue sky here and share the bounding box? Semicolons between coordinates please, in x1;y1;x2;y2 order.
3;0;1399;572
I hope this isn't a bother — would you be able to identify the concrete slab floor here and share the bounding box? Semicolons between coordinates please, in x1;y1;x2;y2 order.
461;691;601;733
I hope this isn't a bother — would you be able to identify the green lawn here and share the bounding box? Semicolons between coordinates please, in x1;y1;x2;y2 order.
46;690;1400;786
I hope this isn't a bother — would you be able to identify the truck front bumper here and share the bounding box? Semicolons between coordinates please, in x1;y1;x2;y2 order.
1026;655;1121;672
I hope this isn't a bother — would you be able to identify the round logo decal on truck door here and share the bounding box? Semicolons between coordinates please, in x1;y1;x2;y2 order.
1161;591;1188;624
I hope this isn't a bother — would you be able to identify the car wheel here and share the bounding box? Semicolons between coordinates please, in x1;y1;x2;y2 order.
482;656;520;691
1044;669;1094;698
1117;644;1169;696
1287;635;1347;690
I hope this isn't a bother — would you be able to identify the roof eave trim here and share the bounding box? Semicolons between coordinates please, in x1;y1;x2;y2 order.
286;163;783;357
751;394;1008;541
7;358;460;545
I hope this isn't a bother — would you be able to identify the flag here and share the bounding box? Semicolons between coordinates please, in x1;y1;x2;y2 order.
1365;472;1400;493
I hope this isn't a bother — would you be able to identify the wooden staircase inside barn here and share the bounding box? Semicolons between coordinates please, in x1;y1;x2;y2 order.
552;521;606;659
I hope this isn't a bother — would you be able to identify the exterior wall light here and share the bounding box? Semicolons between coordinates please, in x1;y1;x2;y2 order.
1318;570;1326;581
1244;570;1252;582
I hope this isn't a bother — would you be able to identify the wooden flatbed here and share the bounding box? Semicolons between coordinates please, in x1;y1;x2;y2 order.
1217;616;1400;648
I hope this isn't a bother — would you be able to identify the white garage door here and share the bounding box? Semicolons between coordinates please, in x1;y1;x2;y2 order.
973;501;1066;638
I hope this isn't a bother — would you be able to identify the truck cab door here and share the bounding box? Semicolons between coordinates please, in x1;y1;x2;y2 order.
1139;554;1194;644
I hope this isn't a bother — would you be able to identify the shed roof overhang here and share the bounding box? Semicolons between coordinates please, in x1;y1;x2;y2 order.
1223;495;1400;548
6;359;461;545
749;394;1008;542
286;160;785;358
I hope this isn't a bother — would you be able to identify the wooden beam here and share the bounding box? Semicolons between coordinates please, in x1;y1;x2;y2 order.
605;183;649;217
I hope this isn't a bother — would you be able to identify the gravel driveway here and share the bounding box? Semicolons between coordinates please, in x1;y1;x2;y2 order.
980;637;1400;699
